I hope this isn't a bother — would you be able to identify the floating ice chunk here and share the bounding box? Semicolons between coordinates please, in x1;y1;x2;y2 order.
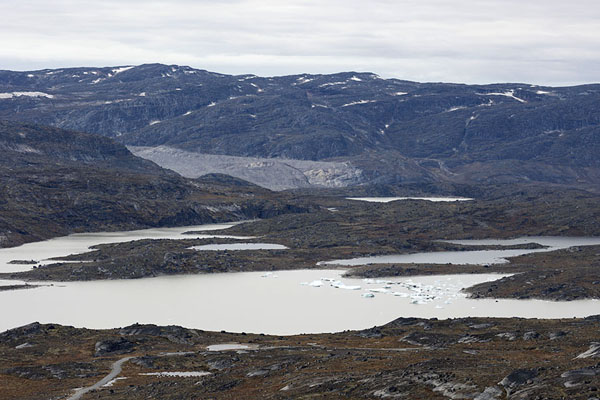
308;280;323;287
334;283;361;290
392;292;409;298
362;293;375;298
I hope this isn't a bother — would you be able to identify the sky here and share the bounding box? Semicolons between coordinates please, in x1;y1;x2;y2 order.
1;0;599;85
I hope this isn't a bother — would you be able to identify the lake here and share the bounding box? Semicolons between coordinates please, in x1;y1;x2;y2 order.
323;236;600;266
0;223;251;273
1;225;599;335
2;270;599;335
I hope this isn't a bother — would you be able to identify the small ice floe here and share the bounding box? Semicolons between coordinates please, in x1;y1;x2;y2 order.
140;372;211;377
392;292;409;298
369;288;389;293
102;377;128;387
330;281;361;290
362;293;375;298
308;280;323;287
339;285;361;290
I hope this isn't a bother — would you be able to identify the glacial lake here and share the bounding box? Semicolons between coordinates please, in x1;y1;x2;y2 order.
0;223;251;273
347;196;473;203
323;236;600;266
2;270;600;335
1;225;600;335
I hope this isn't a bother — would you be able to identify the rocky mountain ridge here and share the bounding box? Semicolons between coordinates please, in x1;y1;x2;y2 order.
0;120;305;247
0;64;599;189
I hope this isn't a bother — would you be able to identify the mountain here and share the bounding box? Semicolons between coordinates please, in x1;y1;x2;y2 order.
0;120;304;248
0;64;598;189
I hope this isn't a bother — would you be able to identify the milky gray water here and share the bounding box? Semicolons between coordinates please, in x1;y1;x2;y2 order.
2;225;600;335
323;236;600;266
1;270;599;335
0;223;252;273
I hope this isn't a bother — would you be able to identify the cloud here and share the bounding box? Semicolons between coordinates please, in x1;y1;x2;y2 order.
1;0;598;85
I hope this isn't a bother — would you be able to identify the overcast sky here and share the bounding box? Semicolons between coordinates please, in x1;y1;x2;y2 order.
1;0;598;85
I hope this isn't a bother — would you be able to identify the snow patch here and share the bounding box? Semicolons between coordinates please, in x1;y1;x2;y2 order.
0;91;54;99
341;100;377;107
296;77;314;85
349;76;362;82
102;377;127;387
478;90;527;103
149;120;161;126
318;81;346;87
446;106;467;112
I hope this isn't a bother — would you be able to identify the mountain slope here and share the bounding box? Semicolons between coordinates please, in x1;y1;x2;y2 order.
0;120;303;248
0;64;598;188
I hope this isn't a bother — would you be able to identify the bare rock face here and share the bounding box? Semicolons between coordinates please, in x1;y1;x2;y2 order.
94;338;134;357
